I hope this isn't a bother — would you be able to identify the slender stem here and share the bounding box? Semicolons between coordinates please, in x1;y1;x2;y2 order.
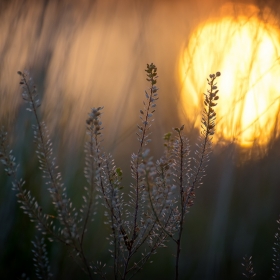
95;137;123;279
21;74;94;278
184;77;215;209
81;126;95;245
22;74;72;233
132;85;154;247
23;75;58;199
175;130;185;280
146;173;176;242
122;254;132;280
78;247;94;280
105;159;121;280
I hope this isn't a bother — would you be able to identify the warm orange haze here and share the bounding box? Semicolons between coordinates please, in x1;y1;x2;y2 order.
1;0;280;151
180;3;280;147
1;1;280;279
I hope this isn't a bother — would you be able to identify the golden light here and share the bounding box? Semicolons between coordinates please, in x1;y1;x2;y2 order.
179;3;280;147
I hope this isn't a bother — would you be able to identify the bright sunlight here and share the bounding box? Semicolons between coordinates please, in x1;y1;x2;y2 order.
179;3;280;147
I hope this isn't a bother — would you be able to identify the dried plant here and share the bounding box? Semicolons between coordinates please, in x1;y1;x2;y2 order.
242;255;256;279
0;64;221;279
145;71;220;279
272;216;280;278
241;215;280;280
31;237;52;280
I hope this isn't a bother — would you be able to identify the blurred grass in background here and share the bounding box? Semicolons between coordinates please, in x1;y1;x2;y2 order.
1;0;280;279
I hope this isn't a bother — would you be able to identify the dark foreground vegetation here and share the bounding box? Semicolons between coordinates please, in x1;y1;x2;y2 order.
1;64;279;280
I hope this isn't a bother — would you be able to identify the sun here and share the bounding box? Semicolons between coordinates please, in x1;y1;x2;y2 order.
179;3;280;147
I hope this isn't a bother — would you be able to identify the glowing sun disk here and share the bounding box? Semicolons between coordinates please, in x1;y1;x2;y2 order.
180;4;280;147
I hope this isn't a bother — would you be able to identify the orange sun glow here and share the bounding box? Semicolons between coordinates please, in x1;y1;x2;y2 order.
179;3;280;147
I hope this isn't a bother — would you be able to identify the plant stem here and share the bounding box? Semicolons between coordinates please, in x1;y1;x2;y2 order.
175;130;185;280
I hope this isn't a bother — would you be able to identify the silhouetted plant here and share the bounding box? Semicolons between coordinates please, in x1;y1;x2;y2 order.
145;71;221;280
272;216;280;278
0;64;221;279
241;216;280;280
242;255;256;279
31;237;52;280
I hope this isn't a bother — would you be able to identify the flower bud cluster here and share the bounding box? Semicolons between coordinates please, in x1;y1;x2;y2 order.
137;63;159;147
203;72;221;137
86;107;104;136
145;63;158;86
17;70;41;110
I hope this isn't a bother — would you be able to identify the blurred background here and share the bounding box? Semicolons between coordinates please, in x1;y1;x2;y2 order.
1;0;280;279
